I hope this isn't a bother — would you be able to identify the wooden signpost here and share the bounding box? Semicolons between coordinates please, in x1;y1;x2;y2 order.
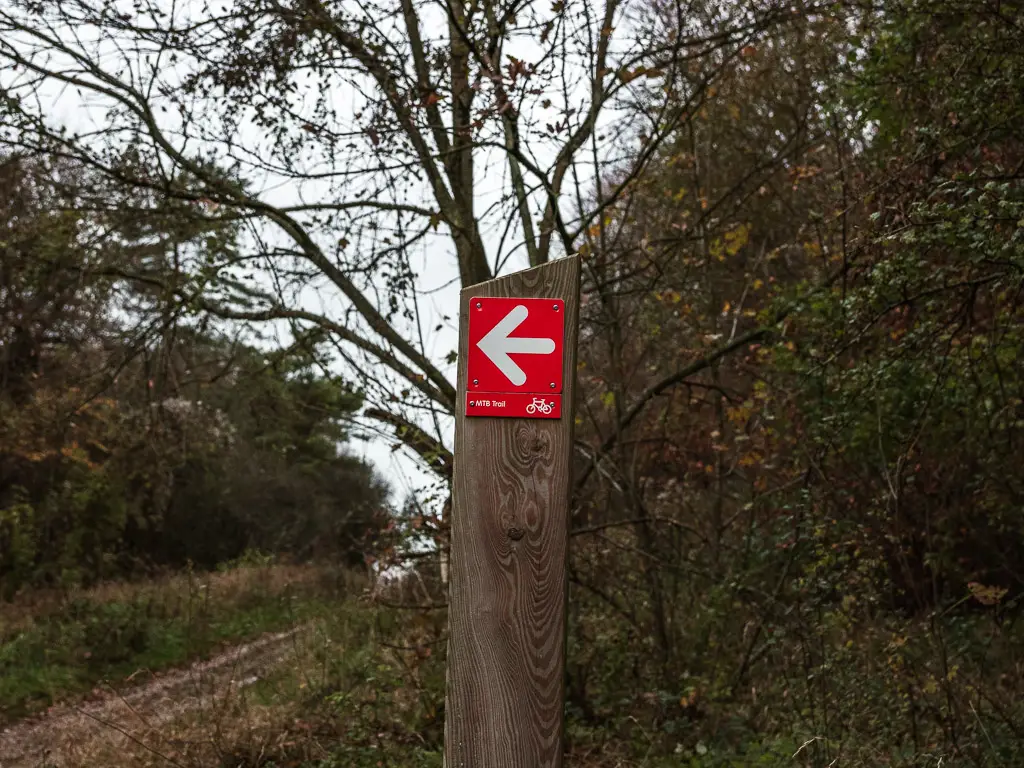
444;256;580;768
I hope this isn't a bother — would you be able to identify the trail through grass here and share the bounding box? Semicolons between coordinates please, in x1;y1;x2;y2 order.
0;561;337;722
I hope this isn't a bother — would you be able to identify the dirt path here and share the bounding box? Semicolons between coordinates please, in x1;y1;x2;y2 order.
0;625;311;768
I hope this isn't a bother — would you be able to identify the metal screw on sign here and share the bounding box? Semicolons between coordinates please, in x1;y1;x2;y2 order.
473;379;479;386
553;304;559;311
475;301;482;309
549;383;556;389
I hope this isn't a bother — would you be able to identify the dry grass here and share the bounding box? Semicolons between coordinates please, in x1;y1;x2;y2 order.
0;564;326;639
0;561;360;732
2;585;664;768
1;622;327;768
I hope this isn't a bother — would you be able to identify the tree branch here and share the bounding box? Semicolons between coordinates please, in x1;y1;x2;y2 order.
536;0;621;262
365;406;453;479
0;18;457;407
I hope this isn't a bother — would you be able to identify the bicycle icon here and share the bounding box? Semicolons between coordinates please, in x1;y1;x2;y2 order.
525;397;554;415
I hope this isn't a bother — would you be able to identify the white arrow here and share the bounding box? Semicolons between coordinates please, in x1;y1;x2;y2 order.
476;304;555;386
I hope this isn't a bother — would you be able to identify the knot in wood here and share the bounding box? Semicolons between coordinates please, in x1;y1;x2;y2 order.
507;526;525;541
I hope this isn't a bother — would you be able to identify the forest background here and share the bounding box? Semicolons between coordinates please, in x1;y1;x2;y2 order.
1;0;1023;765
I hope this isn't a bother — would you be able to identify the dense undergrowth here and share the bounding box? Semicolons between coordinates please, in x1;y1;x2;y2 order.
2;562;1022;766
229;584;1024;768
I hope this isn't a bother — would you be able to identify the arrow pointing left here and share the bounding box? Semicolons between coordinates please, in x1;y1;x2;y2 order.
476;304;556;386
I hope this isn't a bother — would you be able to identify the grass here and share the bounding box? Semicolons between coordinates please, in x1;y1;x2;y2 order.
233;595;448;768
0;562;806;767
0;568;842;768
6;560;1022;767
39;587;791;768
0;560;339;723
4;582;449;768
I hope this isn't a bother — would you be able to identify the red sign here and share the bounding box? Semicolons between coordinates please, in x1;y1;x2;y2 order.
466;297;565;418
466;393;562;419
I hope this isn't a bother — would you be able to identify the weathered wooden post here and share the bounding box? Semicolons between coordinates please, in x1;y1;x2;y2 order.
444;256;580;767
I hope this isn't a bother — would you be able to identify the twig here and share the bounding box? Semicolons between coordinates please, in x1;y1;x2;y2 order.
793;735;822;758
74;707;186;768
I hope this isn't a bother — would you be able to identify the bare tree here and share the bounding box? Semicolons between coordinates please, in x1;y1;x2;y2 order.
0;0;803;478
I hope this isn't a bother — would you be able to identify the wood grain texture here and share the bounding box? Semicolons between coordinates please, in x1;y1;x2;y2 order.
444;256;580;768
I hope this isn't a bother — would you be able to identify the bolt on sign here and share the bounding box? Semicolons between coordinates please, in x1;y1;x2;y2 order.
466;297;565;418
